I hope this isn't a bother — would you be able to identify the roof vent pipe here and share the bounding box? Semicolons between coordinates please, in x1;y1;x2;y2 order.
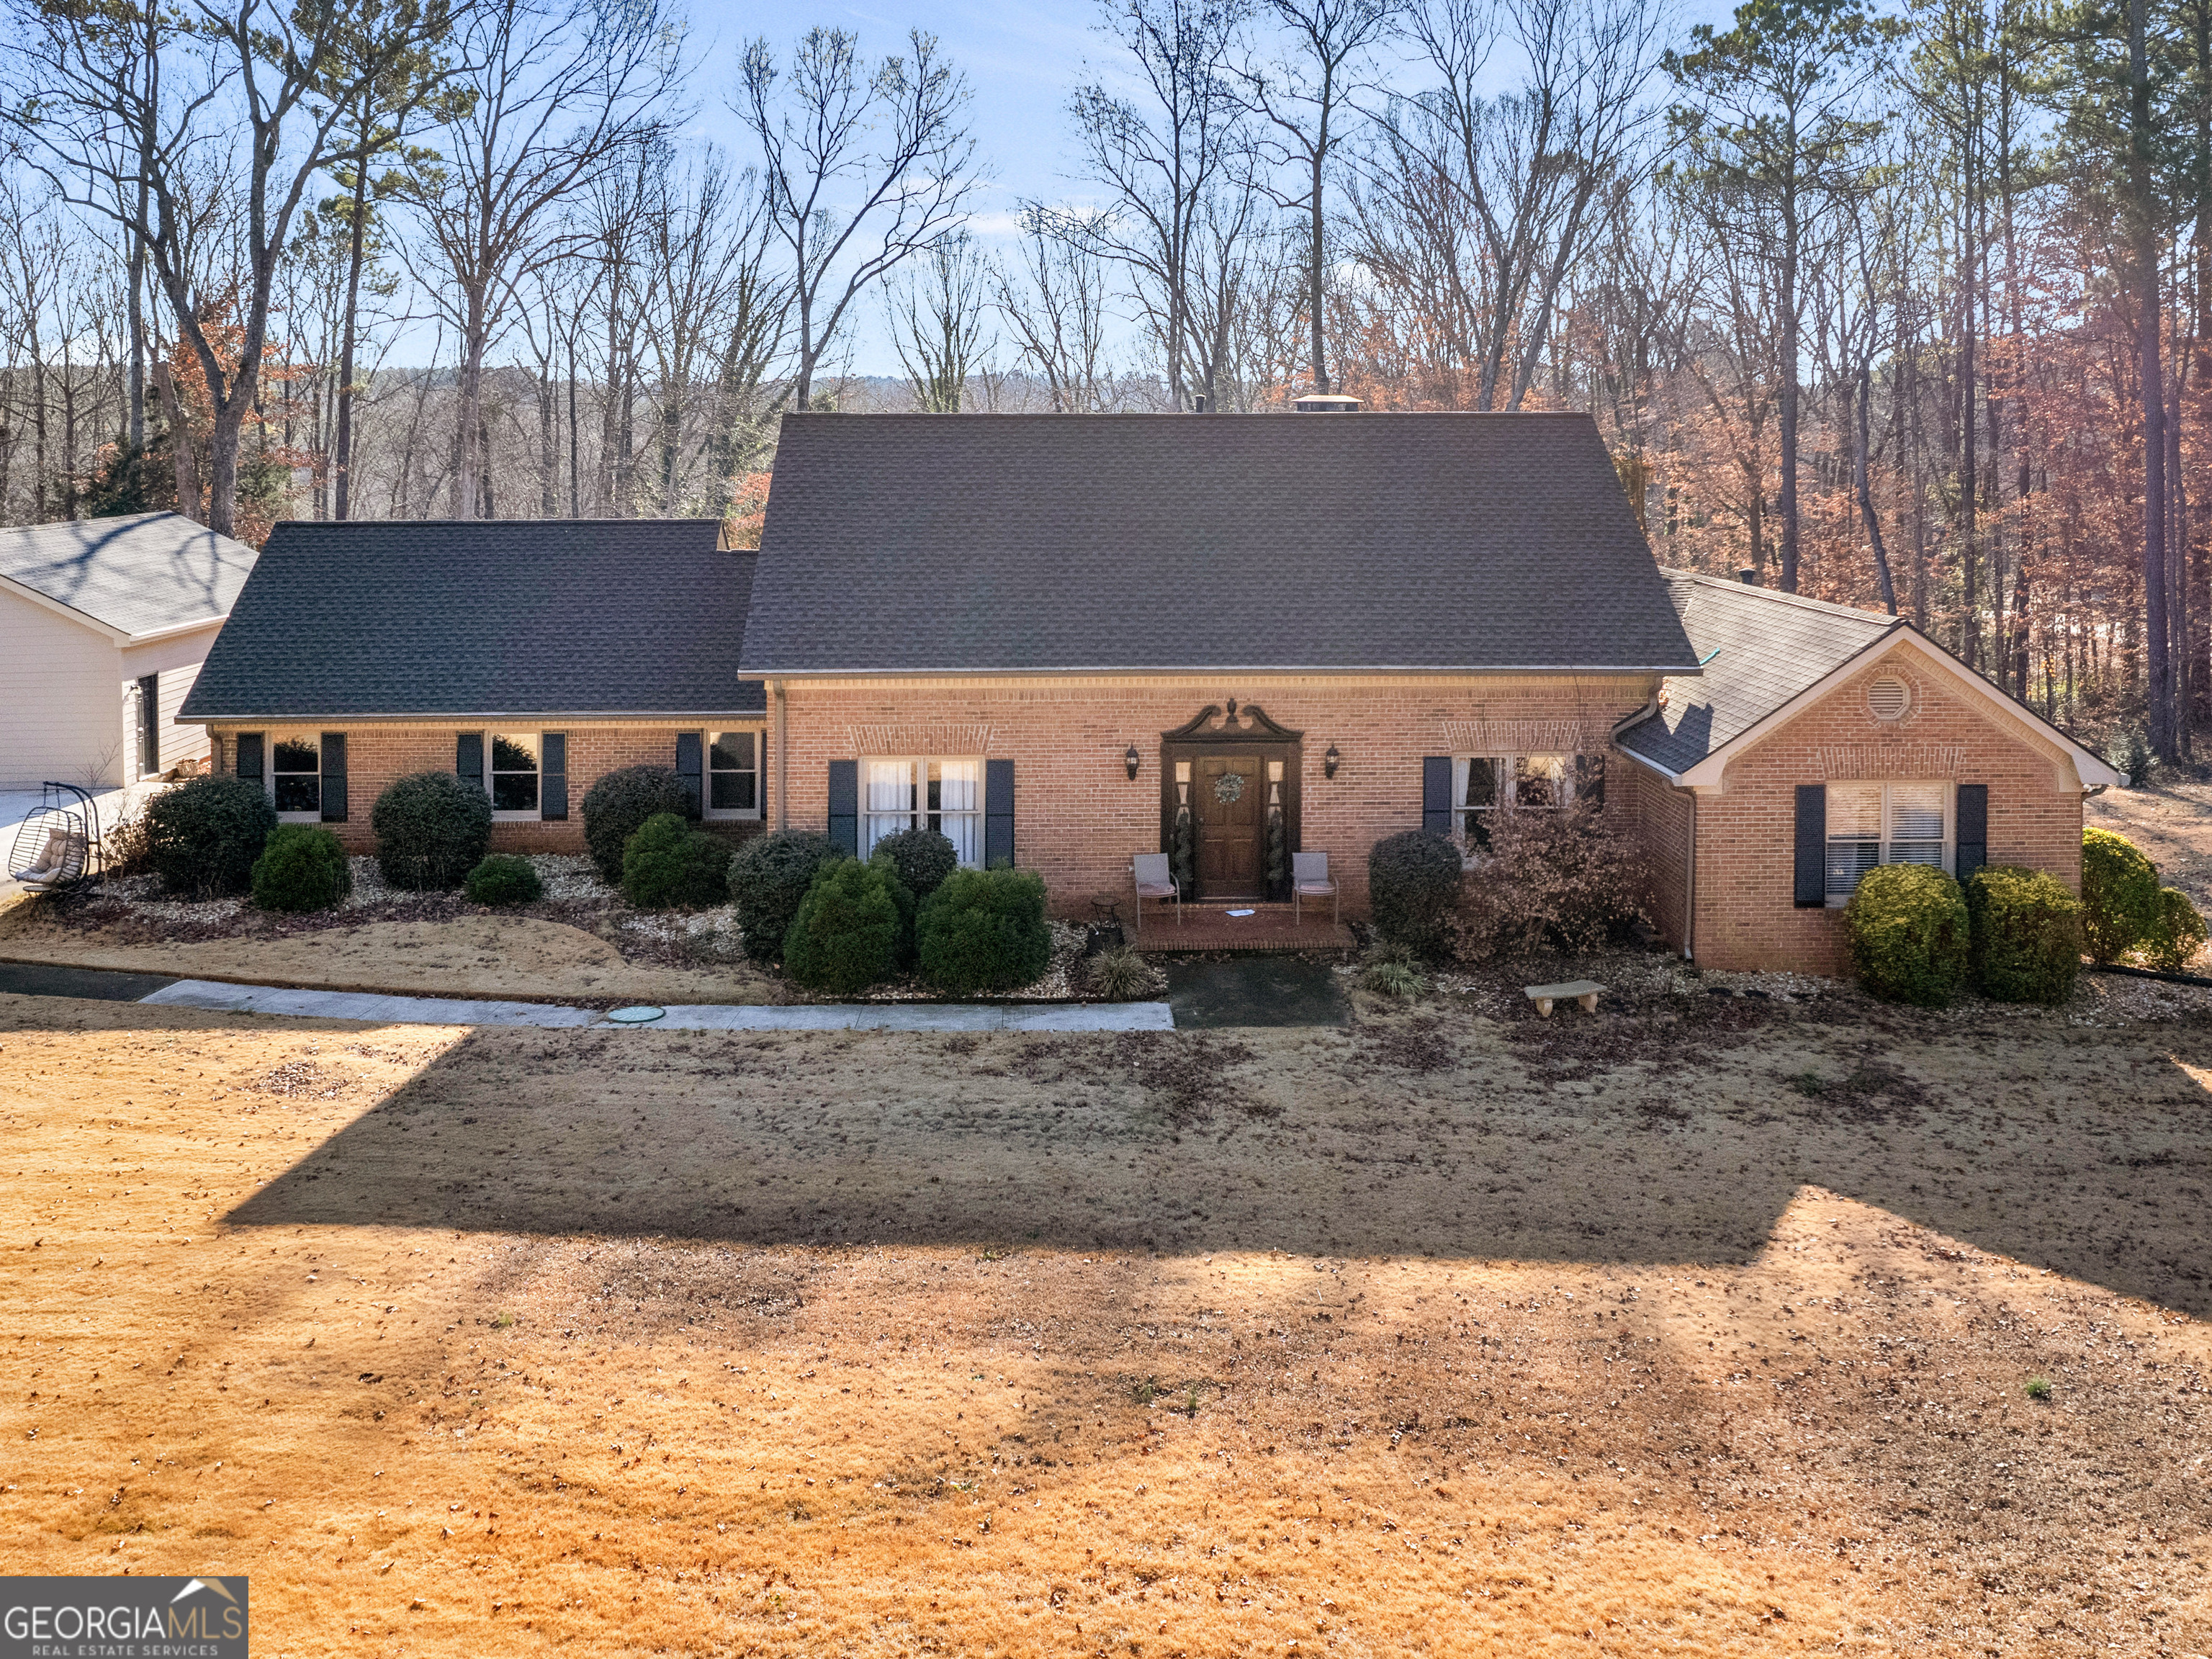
1192;393;1209;413
1293;394;1362;413
1738;567;1758;586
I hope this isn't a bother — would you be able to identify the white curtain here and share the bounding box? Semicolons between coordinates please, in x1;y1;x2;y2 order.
863;759;914;855
936;760;981;866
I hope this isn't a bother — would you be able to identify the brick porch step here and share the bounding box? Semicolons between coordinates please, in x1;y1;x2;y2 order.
1125;900;1356;955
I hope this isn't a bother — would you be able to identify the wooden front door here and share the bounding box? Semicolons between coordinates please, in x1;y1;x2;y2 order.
1194;753;1264;898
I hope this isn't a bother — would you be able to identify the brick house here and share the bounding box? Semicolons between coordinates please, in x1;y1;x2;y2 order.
181;410;2116;975
179;521;769;850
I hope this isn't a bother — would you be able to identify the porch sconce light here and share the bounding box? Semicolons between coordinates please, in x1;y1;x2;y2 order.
1323;743;1341;779
1124;745;1142;781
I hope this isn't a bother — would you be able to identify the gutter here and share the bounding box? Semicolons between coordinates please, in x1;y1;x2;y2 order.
773;678;788;832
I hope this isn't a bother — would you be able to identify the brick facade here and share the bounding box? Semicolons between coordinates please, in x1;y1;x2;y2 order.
1621;643;2090;974
207;720;769;855
767;673;1657;917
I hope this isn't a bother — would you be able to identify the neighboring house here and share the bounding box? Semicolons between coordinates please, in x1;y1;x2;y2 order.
1614;572;2119;972
179;520;765;848
0;512;257;790
181;410;2119;977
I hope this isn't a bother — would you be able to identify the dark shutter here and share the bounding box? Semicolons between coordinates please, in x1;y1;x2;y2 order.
1954;783;1988;888
541;732;568;822
235;732;264;783
457;731;485;793
1576;752;1606;811
984;758;1016;869
827;760;858;855
1794;784;1827;907
319;732;348;823
675;731;703;817
1421;755;1452;837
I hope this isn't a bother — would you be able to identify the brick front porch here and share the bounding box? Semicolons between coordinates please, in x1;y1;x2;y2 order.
1121;900;1356;954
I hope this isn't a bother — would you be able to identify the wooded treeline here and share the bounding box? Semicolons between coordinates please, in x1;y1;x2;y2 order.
0;0;2206;762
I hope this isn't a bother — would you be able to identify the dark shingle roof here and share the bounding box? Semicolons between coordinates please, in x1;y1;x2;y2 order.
1614;572;1902;778
0;511;256;636
180;520;764;719
740;413;1700;674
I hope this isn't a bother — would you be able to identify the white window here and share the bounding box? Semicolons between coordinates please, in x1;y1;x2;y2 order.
1451;752;1599;852
272;735;321;819
490;732;539;818
706;730;763;819
863;757;982;868
1825;781;1950;902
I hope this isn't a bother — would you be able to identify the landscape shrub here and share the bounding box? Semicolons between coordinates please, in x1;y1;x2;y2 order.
372;770;493;890
2136;886;2210;973
1965;865;2081;1005
1084;945;1161;1001
580;765;696;884
1361;940;1431;999
1844;863;1971;1006
464;853;543;907
621;812;732;909
915;868;1052;995
250;824;351;913
1450;803;1649;961
783;858;907;994
727;830;842;961
1367;830;1462;961
868;826;959;900
144;774;276;898
2080;827;2162;963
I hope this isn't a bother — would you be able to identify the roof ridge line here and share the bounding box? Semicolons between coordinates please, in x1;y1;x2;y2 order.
1663;567;1904;629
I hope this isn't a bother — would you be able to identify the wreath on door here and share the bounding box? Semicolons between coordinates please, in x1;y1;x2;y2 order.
1213;772;1244;804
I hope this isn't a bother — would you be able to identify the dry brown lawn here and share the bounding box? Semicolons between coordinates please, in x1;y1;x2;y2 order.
4;984;2212;1656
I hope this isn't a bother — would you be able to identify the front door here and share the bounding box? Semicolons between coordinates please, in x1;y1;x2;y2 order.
1194;752;1264;898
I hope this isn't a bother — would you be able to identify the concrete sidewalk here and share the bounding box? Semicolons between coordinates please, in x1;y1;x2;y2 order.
137;977;1176;1032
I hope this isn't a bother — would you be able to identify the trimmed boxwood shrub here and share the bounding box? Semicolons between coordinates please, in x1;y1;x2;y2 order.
1845;863;1971;1006
783;858;908;994
727;829;842;962
621;812;732;909
1367;830;1463;961
581;765;695;884
916;868;1053;995
2082;826;2162;963
2139;886;2209;972
145;773;276;898
373;771;493;890
251;824;351;913
1966;865;2081;1005
869;826;959;899
465;853;543;907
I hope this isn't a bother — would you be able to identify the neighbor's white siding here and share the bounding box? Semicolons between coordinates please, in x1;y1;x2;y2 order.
120;623;220;775
0;588;124;789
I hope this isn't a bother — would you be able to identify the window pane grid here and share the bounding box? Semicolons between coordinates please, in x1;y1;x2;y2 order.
491;732;539;814
709;730;758;812
273;737;319;814
1825;782;1949;897
864;758;981;866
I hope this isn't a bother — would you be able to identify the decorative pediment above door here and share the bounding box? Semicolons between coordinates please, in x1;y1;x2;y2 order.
1162;700;1303;745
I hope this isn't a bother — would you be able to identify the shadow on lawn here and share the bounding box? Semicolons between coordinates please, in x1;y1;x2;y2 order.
217;1013;2212;1312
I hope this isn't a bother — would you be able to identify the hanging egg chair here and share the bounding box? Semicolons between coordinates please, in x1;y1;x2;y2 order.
7;781;103;896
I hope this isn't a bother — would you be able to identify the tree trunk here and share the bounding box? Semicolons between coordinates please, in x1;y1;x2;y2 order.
1856;363;1898;615
1779;183;1800;593
2134;0;2175;759
151;361;199;522
333;153;371;521
1308;145;1328;395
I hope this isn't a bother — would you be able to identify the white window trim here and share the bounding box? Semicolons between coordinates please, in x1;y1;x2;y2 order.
1823;779;1954;907
267;729;324;824
861;756;984;869
480;730;544;822
702;727;766;822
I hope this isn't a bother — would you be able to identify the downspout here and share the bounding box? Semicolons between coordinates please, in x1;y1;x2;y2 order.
1681;790;1697;962
773;678;788;832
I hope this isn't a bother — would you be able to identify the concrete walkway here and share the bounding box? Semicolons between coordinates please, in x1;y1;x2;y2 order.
137;977;1176;1032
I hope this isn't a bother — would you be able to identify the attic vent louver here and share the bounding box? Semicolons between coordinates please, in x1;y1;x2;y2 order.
1867;675;1910;721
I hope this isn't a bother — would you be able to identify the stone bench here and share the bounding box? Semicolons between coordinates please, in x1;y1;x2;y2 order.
1524;979;1604;1017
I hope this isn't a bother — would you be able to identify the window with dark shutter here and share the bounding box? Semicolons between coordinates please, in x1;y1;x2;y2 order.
1954;783;1987;886
675;732;703;816
1421;756;1452;837
827;760;858;854
236;732;264;783
320;733;348;823
541;733;568;822
1794;785;1827;907
984;758;1015;868
457;731;485;793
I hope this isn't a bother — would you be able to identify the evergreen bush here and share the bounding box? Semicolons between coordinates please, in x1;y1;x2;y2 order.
1367;830;1463;961
868;826;959;900
372;770;493;890
620;812;732;909
580;765;695;884
1844;863;1970;1006
727;829;842;961
783;858;907;994
250;824;351;913
144;773;276;898
916;868;1053;994
2138;886;2210;973
1965;865;2081;1005
2081;827;2162;963
465;853;544;907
